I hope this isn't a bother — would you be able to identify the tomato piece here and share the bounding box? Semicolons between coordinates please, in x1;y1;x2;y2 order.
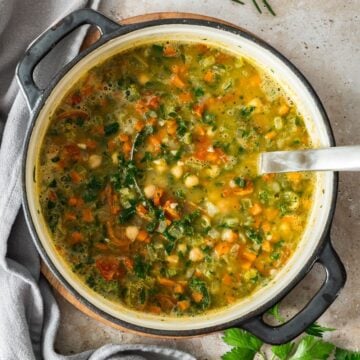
96;257;120;281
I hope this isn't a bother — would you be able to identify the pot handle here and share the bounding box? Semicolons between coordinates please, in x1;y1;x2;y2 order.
240;241;346;345
16;9;120;110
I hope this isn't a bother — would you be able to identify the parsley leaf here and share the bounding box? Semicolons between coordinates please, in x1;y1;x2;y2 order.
194;87;205;97
189;278;211;310
104;122;119;136
305;322;335;338
223;328;263;352
267;303;285;323
335;348;360;360
133;255;150;279
234;176;246;188
239;105;255;119
245;228;263;244
221;347;256;360
288;335;334;360
119;203;136;223
272;342;295;360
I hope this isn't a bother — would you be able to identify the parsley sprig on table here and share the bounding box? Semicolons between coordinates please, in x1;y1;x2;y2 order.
231;0;276;16
222;304;360;360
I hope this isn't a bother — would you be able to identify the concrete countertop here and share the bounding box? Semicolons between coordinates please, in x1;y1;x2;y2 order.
54;1;360;358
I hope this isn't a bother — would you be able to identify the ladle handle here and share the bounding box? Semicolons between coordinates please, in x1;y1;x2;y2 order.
260;145;360;173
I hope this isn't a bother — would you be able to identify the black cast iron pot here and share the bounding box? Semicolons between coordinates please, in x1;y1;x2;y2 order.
18;9;346;344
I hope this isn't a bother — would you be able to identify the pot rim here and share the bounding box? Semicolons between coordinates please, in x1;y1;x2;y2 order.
21;17;338;337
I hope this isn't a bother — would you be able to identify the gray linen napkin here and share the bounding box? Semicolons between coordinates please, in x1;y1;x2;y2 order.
0;1;195;359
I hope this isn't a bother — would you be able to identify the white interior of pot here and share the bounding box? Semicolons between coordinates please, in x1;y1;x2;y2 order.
25;24;334;331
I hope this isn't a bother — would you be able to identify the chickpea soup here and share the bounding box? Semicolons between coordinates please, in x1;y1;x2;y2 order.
38;41;314;316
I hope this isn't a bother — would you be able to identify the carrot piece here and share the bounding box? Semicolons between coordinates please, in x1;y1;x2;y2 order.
203;70;214;83
179;92;192;103
135;99;148;114
107;139;117;152
281;215;298;224
250;203;262;216
170;74;185;88
64;212;77;222
193;103;205;117
250;75;261;86
278;104;290;116
262;221;271;233
148;95;160;110
223;274;232;286
287;172;303;183
241;260;253;270
137;229;150;243
70;171;82;184
146;117;157;126
82;208;94;223
171;64;187;74
265;208;279;221
158;277;177;287
265;131;277;140
233;183;254;197
123;257;134;270
134;120;145;132
119;133;129;142
148;305;162;314
215;242;231;256
194;125;206;137
70;231;83;244
163;44;178;57
166;120;177;135
48;191;57;201
262;241;272;252
163;200;180;220
174;284;184;294
177;300;190;311
85;139;97;150
153;188;164;206
263;173;275;182
192;291;204;303
255;259;266;274
136;204;149;218
93;125;104;136
242;251;257;262
68;197;79;206
122;141;132;154
148;135;161;152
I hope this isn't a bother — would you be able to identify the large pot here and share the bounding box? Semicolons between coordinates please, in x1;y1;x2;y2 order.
18;9;346;344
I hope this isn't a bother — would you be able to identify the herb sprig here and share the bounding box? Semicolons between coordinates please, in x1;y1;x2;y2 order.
222;304;360;360
231;0;276;16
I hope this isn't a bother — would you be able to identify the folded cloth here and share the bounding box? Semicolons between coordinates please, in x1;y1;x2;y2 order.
0;1;195;359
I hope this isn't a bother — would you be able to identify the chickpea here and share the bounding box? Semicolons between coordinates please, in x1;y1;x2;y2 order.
185;174;199;188
125;226;139;241
171;164;183;179
221;229;238;242
144;184;156;199
88;154;102;169
189;248;204;262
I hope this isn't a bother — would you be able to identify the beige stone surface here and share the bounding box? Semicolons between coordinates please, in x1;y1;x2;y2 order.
54;1;360;358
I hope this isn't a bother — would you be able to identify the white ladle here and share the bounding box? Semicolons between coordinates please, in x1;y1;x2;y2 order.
259;146;360;174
